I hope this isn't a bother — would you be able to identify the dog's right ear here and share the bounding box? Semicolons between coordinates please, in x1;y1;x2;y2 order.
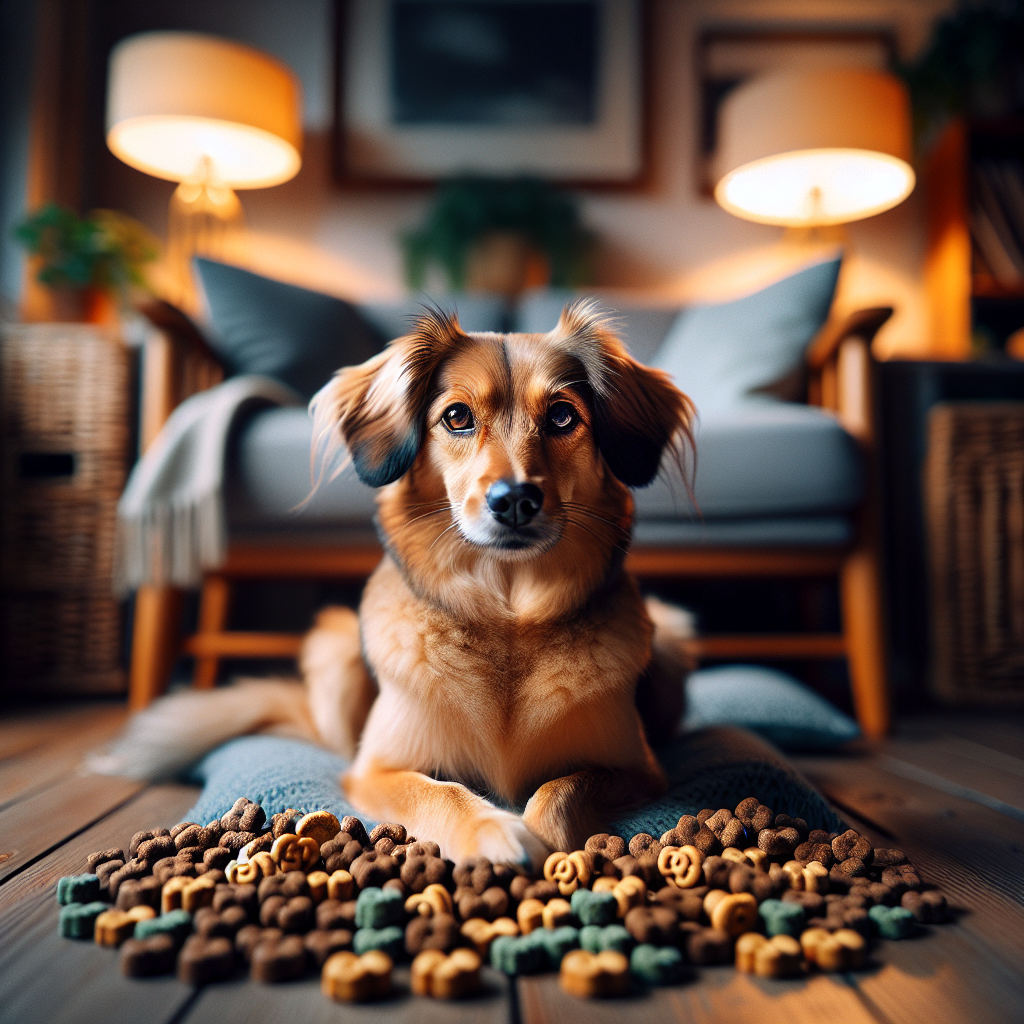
310;309;467;487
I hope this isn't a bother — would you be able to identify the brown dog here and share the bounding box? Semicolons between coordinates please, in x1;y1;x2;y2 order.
301;302;696;864
94;302;696;867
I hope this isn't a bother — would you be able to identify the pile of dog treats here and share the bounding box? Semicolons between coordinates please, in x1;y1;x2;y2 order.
55;795;951;1000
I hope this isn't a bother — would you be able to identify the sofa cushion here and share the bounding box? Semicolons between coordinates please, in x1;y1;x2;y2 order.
652;256;841;413
228;401;862;532
195;259;387;401
637;401;863;520
195;259;509;401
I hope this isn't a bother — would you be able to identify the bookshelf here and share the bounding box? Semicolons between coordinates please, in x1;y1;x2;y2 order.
924;118;1024;358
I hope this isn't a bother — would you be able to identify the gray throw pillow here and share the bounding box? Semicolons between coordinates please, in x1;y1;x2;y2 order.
195;259;387;401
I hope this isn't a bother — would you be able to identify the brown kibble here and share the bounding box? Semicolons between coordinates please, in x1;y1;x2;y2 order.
368;822;406;846
321;835;364;873
584;834;627;867
794;842;835;869
350;850;400;889
682;925;733;965
774;814;809;840
235;925;284;964
177;935;235;985
251;934;307;983
86;848;124;873
660;815;700;848
628;833;661;859
270;809;302;838
692;826;724;857
120;934;176;977
317;898;357;931
734;800;774;834
405;913;461;955
304;928;353;967
831;829;873;865
901;889;948;923
624;905;678;945
194;905;248;939
456;886;508;922
873;848;908;868
339;816;369;846
757;828;800;860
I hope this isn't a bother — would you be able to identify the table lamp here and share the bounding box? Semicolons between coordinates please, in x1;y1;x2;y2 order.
106;32;303;311
713;68;914;230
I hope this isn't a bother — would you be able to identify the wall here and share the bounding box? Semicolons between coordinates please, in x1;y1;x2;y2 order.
87;0;955;355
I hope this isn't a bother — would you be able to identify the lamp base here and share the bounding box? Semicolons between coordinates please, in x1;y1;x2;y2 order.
167;178;245;314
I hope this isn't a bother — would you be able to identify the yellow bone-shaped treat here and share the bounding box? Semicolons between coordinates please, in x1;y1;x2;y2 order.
405;883;453;918
543;850;593;895
657;844;704;888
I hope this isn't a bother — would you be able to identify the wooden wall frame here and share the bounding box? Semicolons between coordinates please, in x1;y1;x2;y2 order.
333;0;652;190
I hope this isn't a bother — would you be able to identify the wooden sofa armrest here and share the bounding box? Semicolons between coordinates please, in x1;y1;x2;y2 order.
807;306;892;441
136;299;226;453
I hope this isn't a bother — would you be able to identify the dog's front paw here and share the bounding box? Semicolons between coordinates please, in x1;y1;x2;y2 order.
454;808;549;870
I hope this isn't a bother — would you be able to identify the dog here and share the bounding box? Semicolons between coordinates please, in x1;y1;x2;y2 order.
94;302;696;867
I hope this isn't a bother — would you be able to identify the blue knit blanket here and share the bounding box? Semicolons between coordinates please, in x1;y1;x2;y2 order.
186;726;842;838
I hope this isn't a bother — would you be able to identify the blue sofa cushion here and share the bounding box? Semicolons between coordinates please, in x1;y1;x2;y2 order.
684;665;861;751
195;260;510;401
653;256;841;413
634;401;863;520
185;727;842;840
195;259;387;401
228;399;862;532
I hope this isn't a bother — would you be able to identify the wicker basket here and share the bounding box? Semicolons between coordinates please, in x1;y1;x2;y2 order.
925;402;1024;706
0;323;133;698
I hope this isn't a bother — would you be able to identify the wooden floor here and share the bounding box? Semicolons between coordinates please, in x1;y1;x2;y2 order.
0;701;1021;1024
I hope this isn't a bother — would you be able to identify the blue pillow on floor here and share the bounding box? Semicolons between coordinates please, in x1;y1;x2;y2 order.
684;664;861;752
185;726;842;838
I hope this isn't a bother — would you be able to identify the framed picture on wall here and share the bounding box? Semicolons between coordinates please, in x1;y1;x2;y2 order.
697;28;897;195
335;0;647;186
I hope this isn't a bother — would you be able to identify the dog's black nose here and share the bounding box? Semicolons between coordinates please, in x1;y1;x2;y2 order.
486;479;544;528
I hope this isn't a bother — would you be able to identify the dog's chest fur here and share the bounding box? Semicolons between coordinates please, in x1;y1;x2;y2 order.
357;557;653;801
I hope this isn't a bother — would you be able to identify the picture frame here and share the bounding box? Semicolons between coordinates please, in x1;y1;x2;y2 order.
696;27;898;195
334;0;648;187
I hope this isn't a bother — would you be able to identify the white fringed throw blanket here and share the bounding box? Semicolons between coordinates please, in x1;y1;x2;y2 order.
115;375;301;592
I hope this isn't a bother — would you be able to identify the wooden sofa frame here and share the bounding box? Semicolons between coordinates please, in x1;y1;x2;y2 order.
127;301;893;738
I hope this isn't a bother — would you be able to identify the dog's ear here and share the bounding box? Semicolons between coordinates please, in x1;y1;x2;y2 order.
550;300;694;488
310;308;468;487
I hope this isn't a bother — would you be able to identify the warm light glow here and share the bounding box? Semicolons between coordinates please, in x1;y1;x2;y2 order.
107;115;301;189
715;148;916;227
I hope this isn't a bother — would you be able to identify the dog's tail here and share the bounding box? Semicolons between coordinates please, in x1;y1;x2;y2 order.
85;679;317;781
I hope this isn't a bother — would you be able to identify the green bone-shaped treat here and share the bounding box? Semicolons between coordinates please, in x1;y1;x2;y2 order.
869;903;915;939
630;944;685;986
355;887;405;929
490;933;546;975
579;923;635;954
571;887;617;926
134;909;192;945
58;901;108;938
758;898;806;937
56;874;100;906
353;926;404;959
539;925;580;969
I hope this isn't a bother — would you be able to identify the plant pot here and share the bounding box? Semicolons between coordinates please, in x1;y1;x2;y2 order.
41;287;118;326
465;231;550;297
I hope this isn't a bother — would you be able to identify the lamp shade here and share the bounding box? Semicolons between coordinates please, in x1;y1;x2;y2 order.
107;32;302;189
713;69;914;227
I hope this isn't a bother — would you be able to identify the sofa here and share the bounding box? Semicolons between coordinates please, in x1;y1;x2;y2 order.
127;257;892;737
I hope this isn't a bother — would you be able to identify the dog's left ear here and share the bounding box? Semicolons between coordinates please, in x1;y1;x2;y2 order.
550;300;694;487
310;308;467;487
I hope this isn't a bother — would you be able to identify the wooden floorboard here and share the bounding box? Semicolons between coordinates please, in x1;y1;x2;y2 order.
0;703;128;809
1;703;1021;1024
0;771;144;885
798;754;1024;969
0;783;200;1024
519;968;882;1024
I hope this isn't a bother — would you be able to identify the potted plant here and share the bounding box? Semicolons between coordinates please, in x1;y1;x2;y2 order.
402;177;597;297
14;204;159;323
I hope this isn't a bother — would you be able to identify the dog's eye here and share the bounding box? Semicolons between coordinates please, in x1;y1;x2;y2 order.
546;402;578;433
442;403;474;433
